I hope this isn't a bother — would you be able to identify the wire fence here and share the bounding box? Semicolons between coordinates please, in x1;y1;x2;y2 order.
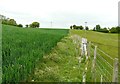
71;35;119;82
80;40;119;82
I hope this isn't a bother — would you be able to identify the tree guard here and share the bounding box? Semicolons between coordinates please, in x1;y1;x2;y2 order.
81;38;87;58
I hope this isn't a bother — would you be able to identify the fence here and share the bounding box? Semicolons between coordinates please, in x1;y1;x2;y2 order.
79;37;119;83
71;35;119;82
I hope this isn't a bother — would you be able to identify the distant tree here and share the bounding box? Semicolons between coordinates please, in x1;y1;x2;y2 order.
70;25;72;29
109;26;120;33
17;24;23;27
29;24;33;28
75;26;79;29
98;28;109;33
116;26;120;33
1;15;7;24
93;27;96;31
72;25;84;30
8;19;17;26
85;26;89;30
2;19;8;24
30;22;40;28
79;26;84;30
25;24;29;28
96;24;101;31
1;15;20;27
73;25;76;29
31;22;40;28
2;18;17;26
2;17;9;25
109;27;117;33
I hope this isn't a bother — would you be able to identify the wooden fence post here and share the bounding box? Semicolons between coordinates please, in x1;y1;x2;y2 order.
101;75;103;84
82;73;86;84
87;42;91;58
82;64;88;84
81;38;83;56
112;58;118;82
92;46;97;82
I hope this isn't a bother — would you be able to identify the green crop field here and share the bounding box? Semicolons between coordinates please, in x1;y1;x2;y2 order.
2;25;69;82
1;25;119;82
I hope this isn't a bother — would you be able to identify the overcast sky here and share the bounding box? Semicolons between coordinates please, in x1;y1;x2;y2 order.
0;0;119;28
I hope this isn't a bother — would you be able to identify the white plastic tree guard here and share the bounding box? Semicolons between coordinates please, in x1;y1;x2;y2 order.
81;38;88;58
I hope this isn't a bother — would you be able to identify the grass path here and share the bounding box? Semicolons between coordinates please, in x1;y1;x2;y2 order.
27;35;86;82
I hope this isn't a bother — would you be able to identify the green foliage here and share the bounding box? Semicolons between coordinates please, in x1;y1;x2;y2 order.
93;25;120;33
96;24;101;31
85;26;89;30
1;16;24;28
110;27;118;33
72;25;84;30
73;25;76;29
70;26;72;29
17;24;23;27
2;18;17;26
8;19;17;26
116;26;120;33
25;24;28;28
109;26;120;33
98;28;109;33
78;26;84;30
2;19;8;25
92;24;119;33
2;25;68;83
29;22;40;28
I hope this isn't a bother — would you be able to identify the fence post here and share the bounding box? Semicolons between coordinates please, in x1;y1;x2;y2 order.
82;65;88;84
112;58;118;82
87;42;91;58
92;46;97;82
81;38;83;56
82;73;86;84
101;75;103;84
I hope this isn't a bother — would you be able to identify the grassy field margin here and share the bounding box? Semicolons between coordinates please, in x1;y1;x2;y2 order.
27;35;87;82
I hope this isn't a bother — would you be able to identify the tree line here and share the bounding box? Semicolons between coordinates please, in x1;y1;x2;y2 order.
70;25;89;30
70;24;120;33
93;24;120;33
1;15;120;33
1;15;40;28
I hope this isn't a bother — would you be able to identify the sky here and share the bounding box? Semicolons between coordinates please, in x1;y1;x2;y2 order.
0;0;119;29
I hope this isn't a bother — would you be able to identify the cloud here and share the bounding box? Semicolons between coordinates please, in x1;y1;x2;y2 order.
0;0;119;28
